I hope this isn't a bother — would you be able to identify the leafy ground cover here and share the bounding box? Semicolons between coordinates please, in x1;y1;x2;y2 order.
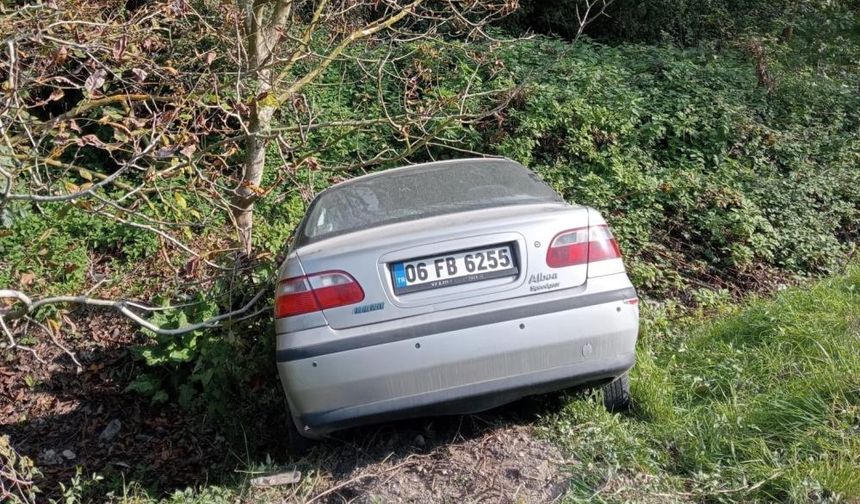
483;36;860;298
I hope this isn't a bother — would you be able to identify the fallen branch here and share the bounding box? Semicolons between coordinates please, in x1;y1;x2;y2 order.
0;286;270;336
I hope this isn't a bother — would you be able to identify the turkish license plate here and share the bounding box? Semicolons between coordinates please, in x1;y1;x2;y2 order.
390;244;518;294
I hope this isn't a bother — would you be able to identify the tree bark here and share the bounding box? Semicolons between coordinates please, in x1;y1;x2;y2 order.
234;4;278;255
235;97;274;254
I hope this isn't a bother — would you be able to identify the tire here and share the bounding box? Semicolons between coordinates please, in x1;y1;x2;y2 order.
602;372;631;413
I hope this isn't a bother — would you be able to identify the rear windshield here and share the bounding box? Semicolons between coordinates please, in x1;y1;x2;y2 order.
295;159;565;246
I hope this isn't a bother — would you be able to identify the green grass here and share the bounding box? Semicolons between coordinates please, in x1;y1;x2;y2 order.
547;266;860;503
86;267;860;504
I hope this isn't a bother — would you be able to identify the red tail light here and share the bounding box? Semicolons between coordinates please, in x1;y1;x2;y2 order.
275;271;364;318
546;225;621;268
275;276;319;318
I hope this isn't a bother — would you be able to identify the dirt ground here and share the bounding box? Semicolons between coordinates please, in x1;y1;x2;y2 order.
2;310;575;502
1;312;233;494
270;419;571;503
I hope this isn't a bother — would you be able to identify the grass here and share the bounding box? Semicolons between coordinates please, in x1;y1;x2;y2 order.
546;266;860;503
84;266;860;503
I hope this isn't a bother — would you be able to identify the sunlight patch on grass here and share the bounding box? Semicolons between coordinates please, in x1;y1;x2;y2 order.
547;267;860;503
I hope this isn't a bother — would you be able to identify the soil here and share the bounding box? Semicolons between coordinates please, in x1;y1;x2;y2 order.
1;311;232;494
2;310;575;502
308;424;569;503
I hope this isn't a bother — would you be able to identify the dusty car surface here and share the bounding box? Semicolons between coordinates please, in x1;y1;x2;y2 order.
275;158;639;441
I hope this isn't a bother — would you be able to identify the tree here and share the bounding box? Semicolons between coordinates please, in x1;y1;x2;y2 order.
0;0;613;361
0;0;514;357
237;0;411;251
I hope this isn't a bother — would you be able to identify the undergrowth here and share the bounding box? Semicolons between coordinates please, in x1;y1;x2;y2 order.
546;265;860;502
483;36;860;297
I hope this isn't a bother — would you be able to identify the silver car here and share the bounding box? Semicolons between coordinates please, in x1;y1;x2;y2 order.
275;158;639;442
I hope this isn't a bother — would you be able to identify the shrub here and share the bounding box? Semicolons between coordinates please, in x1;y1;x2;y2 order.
464;37;860;296
508;0;853;47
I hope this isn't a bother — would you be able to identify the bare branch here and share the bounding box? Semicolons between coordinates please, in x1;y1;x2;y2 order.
5;146;155;202
274;0;425;103
28;317;82;372
1;0;520;365
0;315;45;364
0;287;270;337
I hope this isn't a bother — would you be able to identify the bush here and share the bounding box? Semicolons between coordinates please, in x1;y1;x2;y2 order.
462;36;860;297
0;202;159;298
508;0;853;46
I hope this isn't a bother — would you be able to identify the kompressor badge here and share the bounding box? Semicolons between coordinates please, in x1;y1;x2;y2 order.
353;302;384;314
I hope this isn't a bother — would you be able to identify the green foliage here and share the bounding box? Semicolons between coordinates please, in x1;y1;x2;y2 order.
509;0;854;47
54;468;104;504
467;36;860;297
591;0;797;45
1;434;42;504
125;292;276;416
157;486;236;504
545;266;860;502
261;5;858;300
253;194;308;255
0;203;158;297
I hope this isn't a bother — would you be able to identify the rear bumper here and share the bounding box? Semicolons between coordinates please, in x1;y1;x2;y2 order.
298;353;634;437
276;278;638;438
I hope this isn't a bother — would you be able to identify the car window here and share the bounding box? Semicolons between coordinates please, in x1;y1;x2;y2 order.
296;160;565;246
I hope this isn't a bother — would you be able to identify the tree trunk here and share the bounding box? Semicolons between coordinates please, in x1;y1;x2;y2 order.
235;97;274;254
234;13;277;255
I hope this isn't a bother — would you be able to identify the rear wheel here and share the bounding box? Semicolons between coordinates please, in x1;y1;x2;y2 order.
602;372;631;413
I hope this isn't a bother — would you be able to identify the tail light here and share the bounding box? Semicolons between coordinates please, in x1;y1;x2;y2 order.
546;225;621;268
275;271;364;318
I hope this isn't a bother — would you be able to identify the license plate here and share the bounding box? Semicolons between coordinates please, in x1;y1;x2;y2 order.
390;244;518;294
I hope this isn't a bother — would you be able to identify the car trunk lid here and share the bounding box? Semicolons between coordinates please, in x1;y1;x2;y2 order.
294;203;589;330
